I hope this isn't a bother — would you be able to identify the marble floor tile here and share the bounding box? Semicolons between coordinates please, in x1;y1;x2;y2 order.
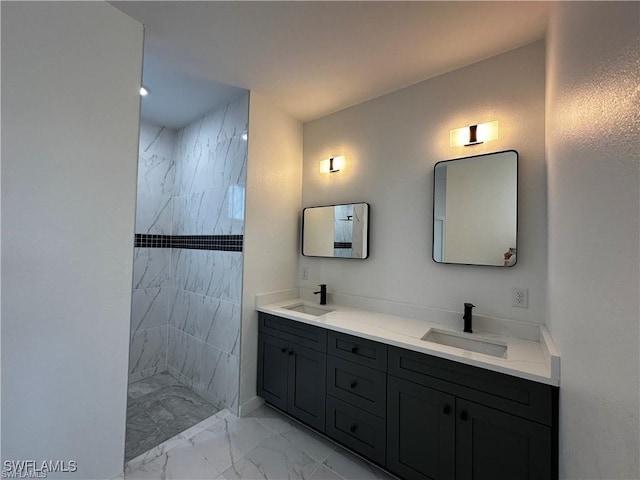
125;411;229;473
126;373;220;461
322;446;397;480
125;402;398;480
150;386;220;436
125;406;168;462
276;423;337;463
309;465;346;480
218;407;336;480
128;371;181;399
219;449;318;479
246;403;299;435
190;416;273;472
220;430;330;480
125;438;220;480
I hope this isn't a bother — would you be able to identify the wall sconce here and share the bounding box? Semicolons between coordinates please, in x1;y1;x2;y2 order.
320;155;345;173
450;120;499;147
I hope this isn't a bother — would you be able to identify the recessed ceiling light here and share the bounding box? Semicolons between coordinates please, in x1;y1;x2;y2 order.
139;86;150;96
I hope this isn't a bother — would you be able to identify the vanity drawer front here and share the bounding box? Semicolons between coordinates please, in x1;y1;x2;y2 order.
259;313;327;352
326;395;386;465
327;356;386;417
327;331;387;371
388;346;555;425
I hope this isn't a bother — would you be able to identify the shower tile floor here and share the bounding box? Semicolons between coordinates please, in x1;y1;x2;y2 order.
124;402;397;480
125;372;221;462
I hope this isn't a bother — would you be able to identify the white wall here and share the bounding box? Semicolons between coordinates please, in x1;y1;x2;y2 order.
546;2;640;479
302;41;546;323
1;3;143;479
240;92;303;413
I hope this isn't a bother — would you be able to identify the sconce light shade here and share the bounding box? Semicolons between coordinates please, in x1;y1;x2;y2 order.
140;86;150;96
450;120;499;147
320;155;345;173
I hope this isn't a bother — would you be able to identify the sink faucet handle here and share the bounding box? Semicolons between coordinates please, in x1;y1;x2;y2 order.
463;303;475;333
314;284;327;305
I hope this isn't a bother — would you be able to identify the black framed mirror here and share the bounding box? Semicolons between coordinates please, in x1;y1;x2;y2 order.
433;150;518;267
302;203;369;259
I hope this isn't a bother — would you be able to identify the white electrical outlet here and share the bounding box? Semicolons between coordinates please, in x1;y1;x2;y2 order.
512;287;528;308
301;267;309;281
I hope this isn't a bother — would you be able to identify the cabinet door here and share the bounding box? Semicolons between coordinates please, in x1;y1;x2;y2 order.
257;333;289;411
456;399;552;480
387;376;455;480
287;342;327;431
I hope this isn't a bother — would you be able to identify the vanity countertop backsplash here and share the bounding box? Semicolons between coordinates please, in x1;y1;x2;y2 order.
256;290;560;386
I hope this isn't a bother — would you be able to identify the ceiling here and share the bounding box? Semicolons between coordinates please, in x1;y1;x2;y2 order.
113;1;551;128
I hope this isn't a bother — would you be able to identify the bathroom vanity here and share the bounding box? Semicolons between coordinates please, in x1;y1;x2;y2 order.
257;299;559;480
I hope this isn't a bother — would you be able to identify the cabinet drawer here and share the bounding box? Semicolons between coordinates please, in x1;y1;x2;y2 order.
259;313;327;352
327;330;387;371
388;346;556;426
327;356;386;418
326;396;386;466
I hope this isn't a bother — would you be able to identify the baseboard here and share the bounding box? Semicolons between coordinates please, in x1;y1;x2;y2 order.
238;395;264;417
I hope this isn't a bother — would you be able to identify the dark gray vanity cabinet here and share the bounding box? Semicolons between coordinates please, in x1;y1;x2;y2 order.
257;313;327;431
325;331;388;465
387;346;558;480
257;312;559;480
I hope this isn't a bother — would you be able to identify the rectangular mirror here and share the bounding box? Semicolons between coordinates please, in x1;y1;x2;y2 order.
433;150;518;267
302;203;369;259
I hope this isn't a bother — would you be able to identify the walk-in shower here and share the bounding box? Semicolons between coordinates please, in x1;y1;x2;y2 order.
126;92;249;461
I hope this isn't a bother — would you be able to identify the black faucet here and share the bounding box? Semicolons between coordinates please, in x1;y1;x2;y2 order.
463;303;475;333
314;284;327;305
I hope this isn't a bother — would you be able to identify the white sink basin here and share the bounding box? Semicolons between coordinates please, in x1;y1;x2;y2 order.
284;303;333;316
422;329;507;358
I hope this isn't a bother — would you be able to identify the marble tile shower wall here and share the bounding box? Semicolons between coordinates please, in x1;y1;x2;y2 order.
169;93;248;413
130;93;248;414
130;121;176;383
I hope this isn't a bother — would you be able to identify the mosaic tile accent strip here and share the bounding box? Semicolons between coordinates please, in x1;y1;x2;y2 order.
135;234;243;252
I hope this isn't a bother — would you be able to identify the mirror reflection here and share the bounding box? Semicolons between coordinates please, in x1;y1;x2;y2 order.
303;203;369;259
433;150;518;267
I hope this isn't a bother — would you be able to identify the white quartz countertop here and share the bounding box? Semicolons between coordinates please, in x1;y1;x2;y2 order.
257;299;560;386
